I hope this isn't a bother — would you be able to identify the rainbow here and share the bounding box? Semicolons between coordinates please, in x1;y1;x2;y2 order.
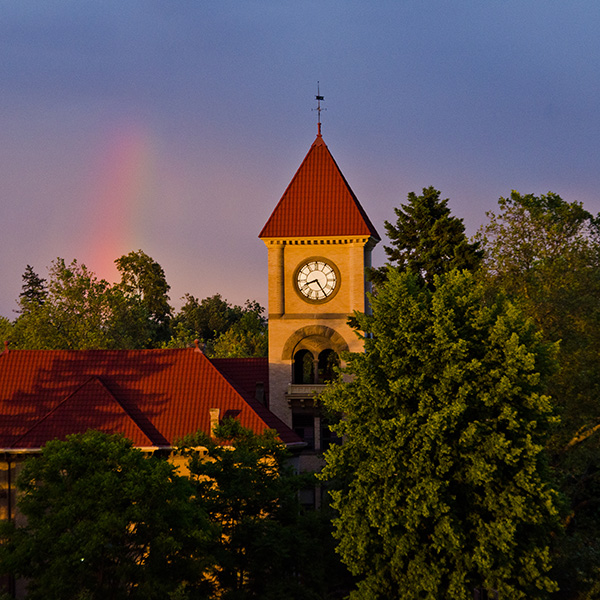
85;123;155;283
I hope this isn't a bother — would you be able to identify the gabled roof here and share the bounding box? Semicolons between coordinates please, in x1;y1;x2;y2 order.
0;348;301;450
210;357;268;404
210;357;298;445
259;134;380;240
12;377;155;449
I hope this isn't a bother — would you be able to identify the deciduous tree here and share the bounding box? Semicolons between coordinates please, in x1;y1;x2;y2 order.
477;191;600;598
168;296;268;358
179;419;347;599
115;250;173;344
321;270;560;600
0;317;12;346
211;300;267;358
10;259;153;349
0;431;214;600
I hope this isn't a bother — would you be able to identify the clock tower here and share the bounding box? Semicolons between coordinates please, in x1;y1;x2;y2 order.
259;130;379;458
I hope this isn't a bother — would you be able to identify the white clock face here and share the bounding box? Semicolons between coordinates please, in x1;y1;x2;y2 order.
296;260;337;301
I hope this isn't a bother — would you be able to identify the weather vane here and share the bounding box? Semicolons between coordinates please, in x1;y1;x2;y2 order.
313;81;326;135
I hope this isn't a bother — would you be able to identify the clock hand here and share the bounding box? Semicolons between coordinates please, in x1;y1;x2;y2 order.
308;279;326;293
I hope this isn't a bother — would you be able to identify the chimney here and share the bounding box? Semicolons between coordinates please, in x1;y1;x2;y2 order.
209;408;220;438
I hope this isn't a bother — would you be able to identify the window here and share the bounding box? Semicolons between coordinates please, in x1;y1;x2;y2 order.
293;349;314;384
317;349;339;384
292;411;315;449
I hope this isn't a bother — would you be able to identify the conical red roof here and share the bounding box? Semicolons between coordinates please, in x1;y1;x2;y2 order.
259;135;380;240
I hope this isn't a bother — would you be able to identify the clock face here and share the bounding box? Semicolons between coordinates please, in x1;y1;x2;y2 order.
296;260;338;301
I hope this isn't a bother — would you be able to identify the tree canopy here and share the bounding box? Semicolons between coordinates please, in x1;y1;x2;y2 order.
0;431;213;600
18;265;47;308
9;258;151;350
477;191;600;598
3;253;267;357
166;295;267;357
321;270;560;600
1;426;348;600
372;186;483;287
178;419;348;600
115;250;173;344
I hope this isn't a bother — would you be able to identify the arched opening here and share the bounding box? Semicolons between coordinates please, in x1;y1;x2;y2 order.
281;325;349;361
293;349;315;384
317;349;339;384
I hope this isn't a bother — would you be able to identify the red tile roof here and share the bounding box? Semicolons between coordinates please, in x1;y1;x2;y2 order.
12;377;155;449
210;357;299;445
210;357;268;404
259;134;380;240
0;348;301;450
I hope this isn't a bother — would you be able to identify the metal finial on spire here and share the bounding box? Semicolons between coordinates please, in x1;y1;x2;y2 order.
313;81;326;136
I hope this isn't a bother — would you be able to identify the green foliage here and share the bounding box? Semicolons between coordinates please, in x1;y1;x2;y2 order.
18;265;47;309
168;296;267;358
476;192;600;428
1;426;348;600
321;270;560;600
178;419;349;599
477;191;600;598
5;254;266;356
0;317;12;346
9;258;154;349
373;186;483;287
172;293;241;345
115;249;173;344
0;431;214;600
211;301;267;358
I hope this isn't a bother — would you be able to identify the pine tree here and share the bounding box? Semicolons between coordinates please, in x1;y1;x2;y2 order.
373;187;482;287
18;264;47;310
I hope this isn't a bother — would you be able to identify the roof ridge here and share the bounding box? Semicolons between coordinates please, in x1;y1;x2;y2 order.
193;349;274;431
10;376;106;447
260;135;323;234
10;376;154;449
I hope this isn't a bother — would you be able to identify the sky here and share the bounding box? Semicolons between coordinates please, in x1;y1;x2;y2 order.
2;1;600;319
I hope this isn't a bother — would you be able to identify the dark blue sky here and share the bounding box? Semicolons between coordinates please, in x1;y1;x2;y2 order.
2;1;599;317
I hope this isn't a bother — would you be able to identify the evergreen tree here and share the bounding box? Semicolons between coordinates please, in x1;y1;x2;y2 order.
18;264;47;309
321;270;560;600
373;187;482;287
